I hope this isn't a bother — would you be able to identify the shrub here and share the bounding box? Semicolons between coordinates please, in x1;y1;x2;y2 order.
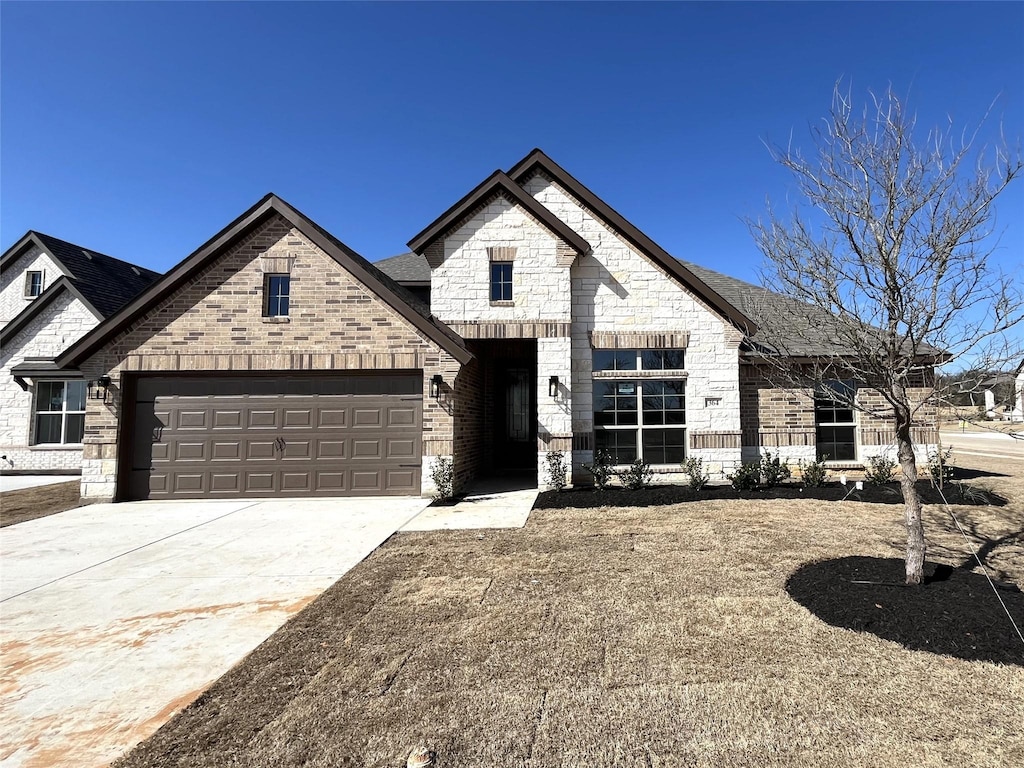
583;449;615;489
799;456;829;488
927;446;955;488
430;456;455;501
864;455;897;485
545;450;568;491
759;451;791;488
728;462;761;491
681;456;709;491
618;458;653;490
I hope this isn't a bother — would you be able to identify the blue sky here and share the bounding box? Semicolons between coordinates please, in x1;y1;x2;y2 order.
2;1;1022;289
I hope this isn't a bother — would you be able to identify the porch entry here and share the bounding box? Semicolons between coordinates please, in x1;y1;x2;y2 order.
470;338;538;476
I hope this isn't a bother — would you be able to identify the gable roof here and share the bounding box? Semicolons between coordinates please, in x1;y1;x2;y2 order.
58;194;472;368
506;149;755;333
408;170;591;257
0;276;105;348
1;231;162;320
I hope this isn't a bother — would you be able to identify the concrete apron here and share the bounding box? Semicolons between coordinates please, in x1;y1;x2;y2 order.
0;496;431;768
402;478;539;531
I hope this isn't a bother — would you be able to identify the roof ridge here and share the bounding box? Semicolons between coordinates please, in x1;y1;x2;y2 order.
31;231;160;279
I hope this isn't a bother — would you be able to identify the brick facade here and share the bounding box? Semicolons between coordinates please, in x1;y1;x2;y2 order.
740;363;938;465
78;213;462;500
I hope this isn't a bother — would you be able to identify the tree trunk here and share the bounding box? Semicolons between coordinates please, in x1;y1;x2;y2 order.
896;420;926;585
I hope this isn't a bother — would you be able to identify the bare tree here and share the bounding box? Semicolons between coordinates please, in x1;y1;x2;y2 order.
748;84;1023;585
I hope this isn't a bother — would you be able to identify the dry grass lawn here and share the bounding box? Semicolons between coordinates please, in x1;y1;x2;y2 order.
0;480;81;528
117;454;1023;767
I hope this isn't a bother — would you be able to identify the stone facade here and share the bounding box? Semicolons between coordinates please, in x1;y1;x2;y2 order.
0;288;100;472
0;246;61;324
521;173;743;482
78;213;462;500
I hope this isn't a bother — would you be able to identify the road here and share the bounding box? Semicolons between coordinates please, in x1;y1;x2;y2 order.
938;429;1024;461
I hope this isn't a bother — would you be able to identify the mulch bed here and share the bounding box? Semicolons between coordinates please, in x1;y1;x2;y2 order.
534;480;1006;510
787;556;1024;666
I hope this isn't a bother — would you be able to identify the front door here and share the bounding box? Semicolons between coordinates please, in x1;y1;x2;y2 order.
499;367;535;471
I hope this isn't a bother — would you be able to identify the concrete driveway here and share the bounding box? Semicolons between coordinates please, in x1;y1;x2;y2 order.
0;496;431;768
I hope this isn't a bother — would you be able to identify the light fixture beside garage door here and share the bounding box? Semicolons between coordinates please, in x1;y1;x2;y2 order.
89;375;112;403
430;374;444;398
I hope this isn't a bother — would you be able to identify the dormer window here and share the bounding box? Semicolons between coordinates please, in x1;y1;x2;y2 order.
263;274;290;317
24;271;43;298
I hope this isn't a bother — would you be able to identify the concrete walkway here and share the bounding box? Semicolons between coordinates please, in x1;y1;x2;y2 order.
402;477;539;531
0;496;430;768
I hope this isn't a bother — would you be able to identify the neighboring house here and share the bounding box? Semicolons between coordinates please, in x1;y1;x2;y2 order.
1016;360;1024;423
57;150;937;501
1;233;161;473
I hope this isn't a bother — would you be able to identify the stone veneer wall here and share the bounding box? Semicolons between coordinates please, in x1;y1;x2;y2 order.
78;213;462;500
521;173;743;481
0;246;62;324
740;363;938;466
0;290;99;472
432;195;574;486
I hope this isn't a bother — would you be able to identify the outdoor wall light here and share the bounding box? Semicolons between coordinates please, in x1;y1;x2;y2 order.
430;374;444;398
549;375;559;398
89;375;112;402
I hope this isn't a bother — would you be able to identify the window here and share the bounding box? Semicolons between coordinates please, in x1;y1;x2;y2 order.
593;349;687;464
24;271;43;298
33;380;86;445
264;274;290;316
490;263;513;302
815;380;857;461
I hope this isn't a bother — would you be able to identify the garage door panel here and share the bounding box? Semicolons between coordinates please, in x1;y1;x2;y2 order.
315;471;346;491
318;409;348;428
211;473;241;493
245;472;276;492
353;409;382;427
282;440;311;460
248;410;278;428
351;470;382;491
212;442;241;460
352;439;382;459
173;474;206;494
246;441;277;460
213;410;243;429
317;440;347;459
128;374;422;499
385;469;417;492
386;438;416;459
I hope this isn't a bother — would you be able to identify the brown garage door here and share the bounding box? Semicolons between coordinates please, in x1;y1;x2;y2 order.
127;374;422;500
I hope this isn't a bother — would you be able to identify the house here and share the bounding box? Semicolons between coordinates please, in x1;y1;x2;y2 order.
55;150;937;501
0;233;160;474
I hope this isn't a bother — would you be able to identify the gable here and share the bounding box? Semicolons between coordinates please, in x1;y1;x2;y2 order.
507;150;755;332
60;194;470;368
87;213;453;369
0;245;64;324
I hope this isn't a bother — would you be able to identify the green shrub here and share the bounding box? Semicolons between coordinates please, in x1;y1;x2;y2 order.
583;449;615;489
618;458;653;490
864;455;897;485
728;462;762;491
430;456;455;501
799;457;829;488
681;456;710;491
759;451;791;488
545;450;568;491
927;446;955;487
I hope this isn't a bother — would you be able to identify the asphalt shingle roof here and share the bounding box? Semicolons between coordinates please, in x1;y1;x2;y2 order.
33;232;162;318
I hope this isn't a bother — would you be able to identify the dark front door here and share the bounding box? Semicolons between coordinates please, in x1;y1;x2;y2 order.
497;366;535;471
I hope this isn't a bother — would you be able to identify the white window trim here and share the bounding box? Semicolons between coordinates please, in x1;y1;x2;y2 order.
32;380;86;446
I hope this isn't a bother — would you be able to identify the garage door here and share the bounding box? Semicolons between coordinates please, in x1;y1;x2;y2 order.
127;374;422;499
